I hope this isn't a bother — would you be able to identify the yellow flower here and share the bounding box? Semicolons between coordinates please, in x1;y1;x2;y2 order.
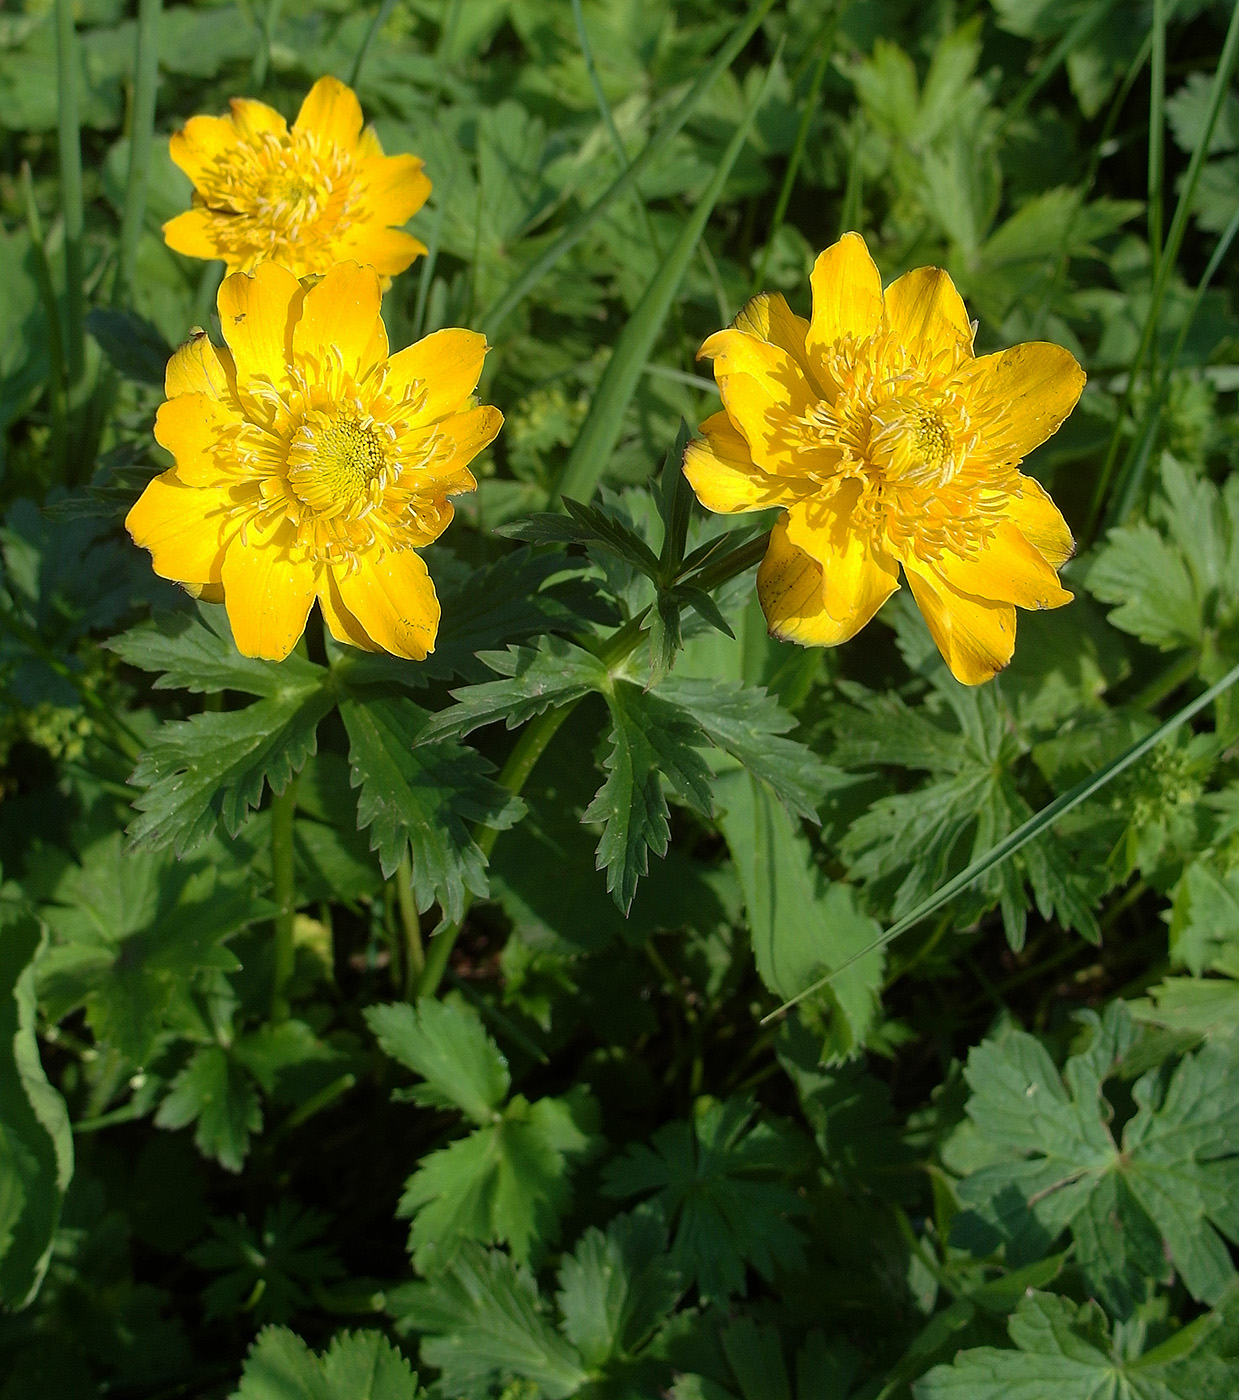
684;233;1085;685
163;75;431;280
127;261;501;661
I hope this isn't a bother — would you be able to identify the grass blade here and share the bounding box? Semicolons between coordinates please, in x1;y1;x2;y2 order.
480;0;776;340
997;0;1122;134
1085;0;1239;539
752;15;835;294
114;0;162;309
53;0;85;387
20;164;68;478
552;59;778;506
1147;0;1166;275
349;0;397;88
760;658;1239;1024
1109;202;1239;524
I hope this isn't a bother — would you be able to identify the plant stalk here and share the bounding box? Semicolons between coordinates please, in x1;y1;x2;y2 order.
53;0;86;389
115;0;163;308
270;777;299;1021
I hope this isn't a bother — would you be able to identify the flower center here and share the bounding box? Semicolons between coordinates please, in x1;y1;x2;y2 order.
285;413;392;519
869;398;956;488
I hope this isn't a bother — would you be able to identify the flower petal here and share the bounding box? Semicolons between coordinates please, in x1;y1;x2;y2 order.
333;548;440;660
168;114;240;186
1008;473;1074;569
153;395;240;487
757;511;889;647
417;404;503;492
882;266;973;358
731;292;818;387
217;262;304;391
336;225;428;277
164;329;236;400
807;232;884;357
293;76;365;150
684;412;789;514
220;524;319;662
359;153;432;225
162;209;222;261
904;560;1017;685
784;488;900;638
385;329;488;425
229;97;287;142
126;474;235;584
931;522;1073;610
698;329;815;477
966;342;1086;459
318;569;378;652
293;261;388;383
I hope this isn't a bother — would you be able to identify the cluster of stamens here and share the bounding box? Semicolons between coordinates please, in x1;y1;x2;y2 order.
197;129;361;271
793;332;1018;562
213;357;453;568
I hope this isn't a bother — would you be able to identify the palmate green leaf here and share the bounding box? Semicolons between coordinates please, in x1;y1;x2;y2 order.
38;832;269;1064
585;681;714;913
555;1207;681;1370
1086;454;1239;655
658;676;835;822
0;910;73;1309
945;1001;1239;1313
339;695;523;920
602;1096;807;1302
390;1245;589;1400
109;604;324;696
369;999;597;1268
128;687;333;855
1131;976;1239;1042
717;772;883;1061
155;1045;263;1174
397;1086;599;1271
365;999;510;1125
84;307;172;386
232;1326;421;1400
915;1290;1239;1400
417;636;607;744
834;673;1099;948
195;1201;343;1327
1167;856;1239;976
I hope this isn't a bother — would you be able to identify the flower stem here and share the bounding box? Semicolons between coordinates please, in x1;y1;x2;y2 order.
396;850;424;1000
416;702;575;999
270;777;299;1022
114;0;162;308
414;524;772;1001
53;0;85;391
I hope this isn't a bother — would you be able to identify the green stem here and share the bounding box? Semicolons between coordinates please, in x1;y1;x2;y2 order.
396;850;425;999
21;163;69;479
414;527;774;1000
753;24;833;293
270;777;299;1021
349;0;397;88
114;0;162;308
416;702;576;998
251;0;283;89
1085;0;1239;540
53;0;85;388
1147;0;1166;278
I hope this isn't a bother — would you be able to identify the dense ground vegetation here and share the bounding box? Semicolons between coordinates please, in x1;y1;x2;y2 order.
3;0;1239;1395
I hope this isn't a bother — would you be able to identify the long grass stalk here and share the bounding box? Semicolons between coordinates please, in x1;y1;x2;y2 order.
21;164;69;478
997;0;1122;134
270;778;299;1022
480;0;776;339
53;0;85;388
1085;0;1239;540
1107;202;1239;526
114;0;163;308
552;57;778;506
761;658;1239;1023
349;0;397;88
753;18;834;293
1147;0;1166;279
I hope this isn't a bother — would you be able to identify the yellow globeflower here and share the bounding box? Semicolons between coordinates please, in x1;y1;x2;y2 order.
127;261;501;662
684;233;1085;685
163;75;430;280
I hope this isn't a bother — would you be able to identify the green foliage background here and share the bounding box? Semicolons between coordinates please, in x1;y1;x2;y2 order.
3;0;1239;1395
